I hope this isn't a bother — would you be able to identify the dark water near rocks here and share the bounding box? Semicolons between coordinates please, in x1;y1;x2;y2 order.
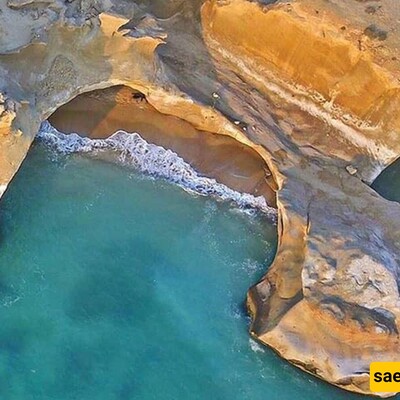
0;142;376;399
372;159;400;202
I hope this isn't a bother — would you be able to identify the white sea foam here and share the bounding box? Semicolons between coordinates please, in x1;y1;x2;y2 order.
241;259;263;276
0;184;7;199
2;295;21;308
37;122;277;220
249;338;265;353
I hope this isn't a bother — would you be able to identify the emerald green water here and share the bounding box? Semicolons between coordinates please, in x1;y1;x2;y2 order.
0;142;374;399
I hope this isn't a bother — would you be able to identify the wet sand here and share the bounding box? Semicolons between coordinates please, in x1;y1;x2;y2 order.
49;86;276;207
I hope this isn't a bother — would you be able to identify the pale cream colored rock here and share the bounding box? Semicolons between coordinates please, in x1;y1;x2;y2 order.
346;165;358;175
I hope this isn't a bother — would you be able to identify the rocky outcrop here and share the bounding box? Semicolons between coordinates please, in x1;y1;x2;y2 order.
201;0;400;396
202;0;400;144
201;0;400;181
1;0;400;397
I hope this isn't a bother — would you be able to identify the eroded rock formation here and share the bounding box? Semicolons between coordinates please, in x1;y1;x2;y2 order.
48;85;277;206
1;0;400;396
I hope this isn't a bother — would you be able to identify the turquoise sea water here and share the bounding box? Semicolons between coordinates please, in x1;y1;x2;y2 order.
0;141;376;399
372;160;400;202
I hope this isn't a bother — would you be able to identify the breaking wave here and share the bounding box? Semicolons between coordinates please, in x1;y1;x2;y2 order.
249;339;265;353
37;121;277;220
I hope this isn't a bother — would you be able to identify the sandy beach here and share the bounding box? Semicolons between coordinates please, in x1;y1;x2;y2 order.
49;86;276;207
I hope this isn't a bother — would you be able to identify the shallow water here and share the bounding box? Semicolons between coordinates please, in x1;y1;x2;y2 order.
0;141;376;399
372;159;400;202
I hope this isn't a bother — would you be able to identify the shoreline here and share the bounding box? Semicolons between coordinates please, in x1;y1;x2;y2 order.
49;86;277;208
38;121;277;219
1;0;400;396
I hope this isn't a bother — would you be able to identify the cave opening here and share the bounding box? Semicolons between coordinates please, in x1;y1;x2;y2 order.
48;85;277;208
